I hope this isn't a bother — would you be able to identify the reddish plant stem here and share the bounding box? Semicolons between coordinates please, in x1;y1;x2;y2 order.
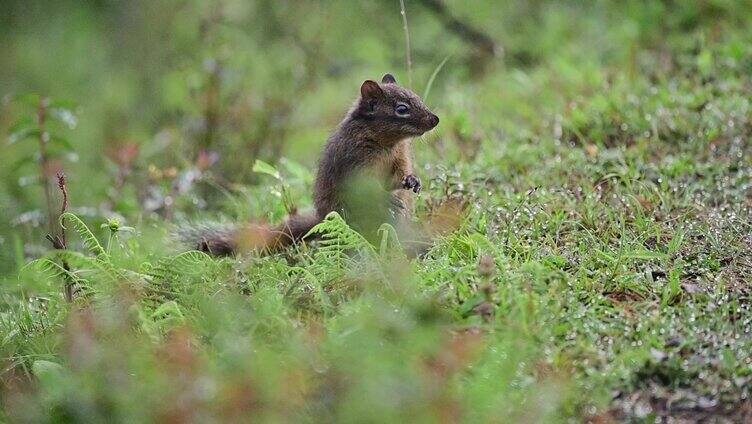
57;172;68;248
45;172;71;301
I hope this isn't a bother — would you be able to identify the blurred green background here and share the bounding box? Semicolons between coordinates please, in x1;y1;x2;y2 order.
1;0;501;274
2;0;746;275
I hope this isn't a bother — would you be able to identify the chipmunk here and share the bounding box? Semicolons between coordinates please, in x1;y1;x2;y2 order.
184;73;439;255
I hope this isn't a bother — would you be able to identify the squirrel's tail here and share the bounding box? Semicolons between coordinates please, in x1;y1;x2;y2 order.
177;213;321;256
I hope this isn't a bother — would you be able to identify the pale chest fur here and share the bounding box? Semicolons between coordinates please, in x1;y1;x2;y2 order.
370;138;416;215
366;138;412;183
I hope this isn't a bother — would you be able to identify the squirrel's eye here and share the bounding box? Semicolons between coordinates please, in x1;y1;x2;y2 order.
395;104;410;116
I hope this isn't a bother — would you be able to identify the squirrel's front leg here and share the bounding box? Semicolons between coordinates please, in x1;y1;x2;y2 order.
390;140;421;193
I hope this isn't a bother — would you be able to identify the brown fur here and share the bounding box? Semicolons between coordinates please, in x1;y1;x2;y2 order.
195;74;439;255
314;77;437;218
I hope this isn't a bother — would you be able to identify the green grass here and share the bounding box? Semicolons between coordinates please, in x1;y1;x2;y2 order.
2;1;752;422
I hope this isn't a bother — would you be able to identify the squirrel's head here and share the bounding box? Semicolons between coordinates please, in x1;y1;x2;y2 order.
354;73;439;142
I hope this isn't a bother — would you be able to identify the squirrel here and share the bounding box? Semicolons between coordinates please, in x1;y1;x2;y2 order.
183;73;439;255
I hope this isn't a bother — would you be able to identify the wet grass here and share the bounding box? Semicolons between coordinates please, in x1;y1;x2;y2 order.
415;30;752;419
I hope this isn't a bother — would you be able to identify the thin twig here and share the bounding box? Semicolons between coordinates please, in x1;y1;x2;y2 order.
399;0;413;89
37;97;56;237
417;0;499;58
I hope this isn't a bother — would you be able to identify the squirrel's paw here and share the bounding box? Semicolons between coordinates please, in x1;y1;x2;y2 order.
402;174;422;193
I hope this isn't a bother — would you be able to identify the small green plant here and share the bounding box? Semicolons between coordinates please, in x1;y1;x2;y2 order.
100;218;135;255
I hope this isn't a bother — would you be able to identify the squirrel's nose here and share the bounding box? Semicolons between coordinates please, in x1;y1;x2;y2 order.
428;113;439;128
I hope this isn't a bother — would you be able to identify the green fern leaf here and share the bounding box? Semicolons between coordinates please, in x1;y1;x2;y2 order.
59;213;108;261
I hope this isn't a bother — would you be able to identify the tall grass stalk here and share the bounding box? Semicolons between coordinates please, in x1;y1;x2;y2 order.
422;55;450;103
399;0;413;89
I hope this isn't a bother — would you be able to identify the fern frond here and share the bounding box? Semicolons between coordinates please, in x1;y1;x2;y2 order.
21;258;68;283
21;258;87;291
50;250;123;286
59;212;108;261
308;212;374;253
148;251;216;278
143;250;219;301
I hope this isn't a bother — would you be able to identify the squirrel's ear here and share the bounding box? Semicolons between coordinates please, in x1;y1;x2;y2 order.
381;73;397;84
360;80;383;100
